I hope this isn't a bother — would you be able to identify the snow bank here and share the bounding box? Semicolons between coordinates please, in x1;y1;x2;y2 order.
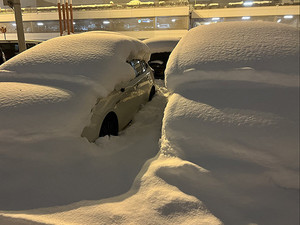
162;21;299;224
0;86;221;225
0;23;298;225
143;37;181;54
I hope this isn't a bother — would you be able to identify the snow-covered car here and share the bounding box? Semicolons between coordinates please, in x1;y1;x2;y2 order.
143;37;180;79
164;21;299;224
0;31;155;142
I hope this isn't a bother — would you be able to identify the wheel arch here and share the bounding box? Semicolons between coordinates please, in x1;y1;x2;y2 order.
99;111;119;137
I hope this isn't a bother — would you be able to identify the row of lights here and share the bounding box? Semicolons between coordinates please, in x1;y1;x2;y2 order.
204;15;294;25
11;21;111;26
10;15;294;27
210;15;294;21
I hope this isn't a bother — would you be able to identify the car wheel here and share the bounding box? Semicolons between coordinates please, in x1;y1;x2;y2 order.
99;112;119;137
149;86;155;101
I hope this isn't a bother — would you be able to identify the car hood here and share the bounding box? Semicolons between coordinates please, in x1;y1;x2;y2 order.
0;80;96;141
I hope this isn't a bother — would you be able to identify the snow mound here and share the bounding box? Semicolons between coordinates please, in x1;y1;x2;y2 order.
165;21;299;86
0;82;71;108
0;31;150;83
143;37;181;54
0;32;152;136
162;21;299;224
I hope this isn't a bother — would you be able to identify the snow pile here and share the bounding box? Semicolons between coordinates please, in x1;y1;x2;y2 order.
166;21;299;90
0;31;151;138
0;31;150;96
0;22;299;225
143;37;181;54
161;21;299;224
1;86;222;225
0;82;71;108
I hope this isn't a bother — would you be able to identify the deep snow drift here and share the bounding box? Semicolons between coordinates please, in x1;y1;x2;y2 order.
162;21;299;224
0;22;299;225
1;85;222;225
0;31;151;142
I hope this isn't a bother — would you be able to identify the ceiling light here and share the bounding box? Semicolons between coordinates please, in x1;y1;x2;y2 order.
242;16;251;20
243;1;253;6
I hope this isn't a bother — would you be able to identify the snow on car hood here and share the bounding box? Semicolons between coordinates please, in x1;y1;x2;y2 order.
0;81;92;140
165;21;299;90
0;82;71;108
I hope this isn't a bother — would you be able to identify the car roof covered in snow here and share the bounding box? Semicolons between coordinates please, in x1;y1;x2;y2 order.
166;21;299;76
0;31;150;80
143;37;181;54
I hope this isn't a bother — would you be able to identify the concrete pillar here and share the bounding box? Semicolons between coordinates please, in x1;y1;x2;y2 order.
13;0;26;52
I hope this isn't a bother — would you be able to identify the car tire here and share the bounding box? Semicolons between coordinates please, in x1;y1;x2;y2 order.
99;112;119;137
149;86;155;101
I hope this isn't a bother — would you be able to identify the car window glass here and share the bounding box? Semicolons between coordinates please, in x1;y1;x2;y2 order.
129;59;144;77
141;60;148;72
26;43;36;48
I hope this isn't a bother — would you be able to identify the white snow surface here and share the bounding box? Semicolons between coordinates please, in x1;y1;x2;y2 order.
0;85;221;225
143;37;181;54
162;21;299;224
0;31;151;137
0;31;150;91
0;22;299;225
165;21;299;87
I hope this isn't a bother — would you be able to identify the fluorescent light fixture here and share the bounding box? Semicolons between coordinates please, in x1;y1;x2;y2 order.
283;15;293;19
73;22;76;25
103;20;110;24
277;19;281;23
242;16;251;20
212;17;220;21
172;19;176;22
37;22;44;26
142;19;151;23
243;1;253;6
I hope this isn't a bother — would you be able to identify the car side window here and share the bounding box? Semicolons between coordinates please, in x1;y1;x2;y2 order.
141;60;148;72
129;59;148;77
130;60;142;77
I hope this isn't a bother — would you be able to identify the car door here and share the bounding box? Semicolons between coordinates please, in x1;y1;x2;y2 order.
114;59;153;129
139;60;153;101
129;59;154;103
112;60;143;128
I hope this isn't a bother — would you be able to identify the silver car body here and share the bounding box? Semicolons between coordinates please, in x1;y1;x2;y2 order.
82;59;155;142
